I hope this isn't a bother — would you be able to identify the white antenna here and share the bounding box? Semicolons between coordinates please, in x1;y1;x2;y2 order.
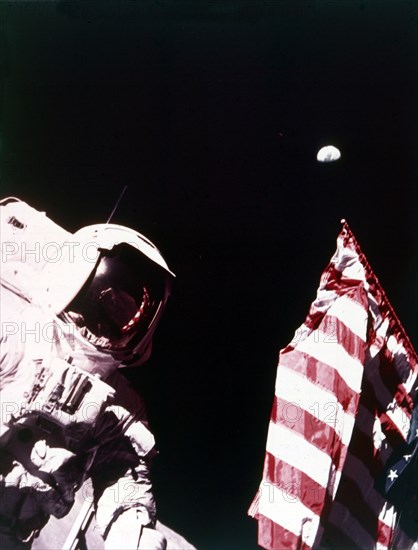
106;185;128;224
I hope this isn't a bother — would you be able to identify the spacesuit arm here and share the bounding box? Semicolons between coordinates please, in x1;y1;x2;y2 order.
95;458;166;549
92;370;166;550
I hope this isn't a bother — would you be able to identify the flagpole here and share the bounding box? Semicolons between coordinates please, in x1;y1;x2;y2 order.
340;219;417;363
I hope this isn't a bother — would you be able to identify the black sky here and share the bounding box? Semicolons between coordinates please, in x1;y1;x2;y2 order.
1;2;417;548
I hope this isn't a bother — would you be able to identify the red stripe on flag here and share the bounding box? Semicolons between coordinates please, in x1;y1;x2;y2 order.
318;313;366;361
279;351;359;416
263;451;332;517
257;514;313;550
378;412;409;448
377;518;395;549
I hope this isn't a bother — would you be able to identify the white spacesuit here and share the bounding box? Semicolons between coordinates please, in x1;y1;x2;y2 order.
0;198;174;549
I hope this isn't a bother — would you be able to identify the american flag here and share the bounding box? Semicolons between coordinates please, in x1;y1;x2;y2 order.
248;221;418;549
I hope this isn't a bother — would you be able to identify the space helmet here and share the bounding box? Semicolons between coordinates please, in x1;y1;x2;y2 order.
44;224;174;366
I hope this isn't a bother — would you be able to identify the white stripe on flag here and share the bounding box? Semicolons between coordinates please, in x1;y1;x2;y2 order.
258;485;320;548
379;502;397;530
387;334;405;355
296;334;364;392
330;469;342;499
355;404;390;452
364;361;411;440
385;400;410;440
403;368;418;394
275;366;355;446
330;294;368;341
266;422;334;488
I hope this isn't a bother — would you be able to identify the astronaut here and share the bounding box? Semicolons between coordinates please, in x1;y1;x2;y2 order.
0;198;174;549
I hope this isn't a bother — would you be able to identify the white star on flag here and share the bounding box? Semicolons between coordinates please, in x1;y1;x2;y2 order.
388;470;399;482
403;454;412;461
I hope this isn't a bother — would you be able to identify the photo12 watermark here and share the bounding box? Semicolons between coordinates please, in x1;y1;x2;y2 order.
1;321;76;344
2;240;144;265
